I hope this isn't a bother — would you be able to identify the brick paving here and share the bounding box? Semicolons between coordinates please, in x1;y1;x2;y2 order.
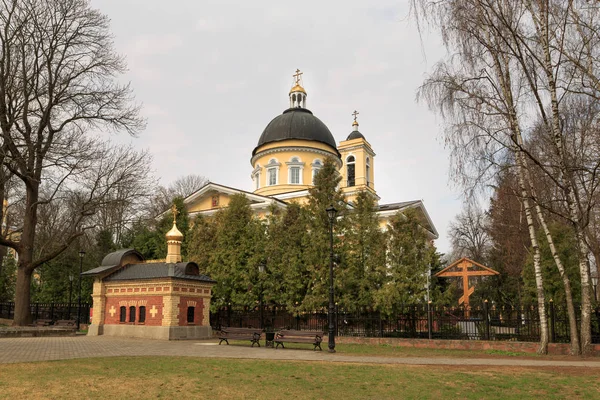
1;335;600;367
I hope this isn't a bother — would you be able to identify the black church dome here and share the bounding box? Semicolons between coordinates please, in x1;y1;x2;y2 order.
346;130;365;140
253;108;338;156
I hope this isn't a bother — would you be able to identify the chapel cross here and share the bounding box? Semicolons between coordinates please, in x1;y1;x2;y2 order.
352;110;359;122
171;204;178;224
434;257;499;309
293;69;303;84
108;306;116;317
149;305;159;318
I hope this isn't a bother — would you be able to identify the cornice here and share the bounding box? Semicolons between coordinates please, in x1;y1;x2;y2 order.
252;146;341;167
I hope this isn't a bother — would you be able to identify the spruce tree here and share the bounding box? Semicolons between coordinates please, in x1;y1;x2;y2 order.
302;157;347;310
339;190;387;311
375;208;437;314
207;194;265;309
264;203;310;309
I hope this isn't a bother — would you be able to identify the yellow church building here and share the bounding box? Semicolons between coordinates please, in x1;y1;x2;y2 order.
178;70;438;238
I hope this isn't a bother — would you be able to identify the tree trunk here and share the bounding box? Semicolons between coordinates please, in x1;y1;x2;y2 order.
536;3;593;355
515;150;549;354
530;184;580;355
12;266;33;325
12;186;39;326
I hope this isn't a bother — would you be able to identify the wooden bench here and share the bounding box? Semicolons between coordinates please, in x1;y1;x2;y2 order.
54;320;76;328
31;319;52;327
217;327;262;347
274;329;325;351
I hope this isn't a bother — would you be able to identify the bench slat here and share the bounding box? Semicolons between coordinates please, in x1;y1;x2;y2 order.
218;327;262;347
274;330;325;351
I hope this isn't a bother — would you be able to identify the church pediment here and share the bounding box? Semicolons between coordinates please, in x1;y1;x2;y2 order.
182;182;287;216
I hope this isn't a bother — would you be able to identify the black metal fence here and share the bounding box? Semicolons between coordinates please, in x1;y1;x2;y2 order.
0;302;91;324
210;303;600;343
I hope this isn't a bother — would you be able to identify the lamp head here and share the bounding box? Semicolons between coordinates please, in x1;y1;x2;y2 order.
592;274;599;287
326;205;338;222
258;264;265;274
78;250;86;259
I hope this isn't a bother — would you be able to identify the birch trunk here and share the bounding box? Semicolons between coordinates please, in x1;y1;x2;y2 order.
515;150;549;354
534;2;593;354
523;165;580;355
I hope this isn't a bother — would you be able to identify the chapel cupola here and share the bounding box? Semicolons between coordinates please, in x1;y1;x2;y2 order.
289;69;307;109
165;204;183;263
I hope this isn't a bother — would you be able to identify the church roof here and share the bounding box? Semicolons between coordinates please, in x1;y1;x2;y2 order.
346;130;366;140
104;262;215;283
82;248;144;277
253;108;340;157
377;200;439;239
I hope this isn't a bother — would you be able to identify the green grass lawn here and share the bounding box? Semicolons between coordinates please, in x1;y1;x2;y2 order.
230;340;551;359
0;357;597;399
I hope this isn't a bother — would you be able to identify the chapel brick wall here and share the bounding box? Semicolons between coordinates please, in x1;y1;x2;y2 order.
104;295;164;326
177;296;205;326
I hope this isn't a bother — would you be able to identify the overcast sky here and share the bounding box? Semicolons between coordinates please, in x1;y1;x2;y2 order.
90;0;463;254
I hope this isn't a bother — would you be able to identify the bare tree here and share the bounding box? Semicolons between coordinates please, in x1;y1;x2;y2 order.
0;0;144;325
448;202;490;262
150;174;208;217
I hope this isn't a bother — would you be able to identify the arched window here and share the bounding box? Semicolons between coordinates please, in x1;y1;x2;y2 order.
266;158;280;186
366;157;371;187
139;306;146;323
346;155;355;187
287;156;304;185
129;306;136;323
187;306;195;323
119;306;126;323
252;164;261;190
311;159;322;184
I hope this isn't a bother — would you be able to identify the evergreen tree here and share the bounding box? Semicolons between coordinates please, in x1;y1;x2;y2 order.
302;157;347;310
0;254;16;302
187;214;217;275
207;194;265;309
121;197;189;260
523;223;581;306
339;190;387;310
375;208;437;314
264;203;310;309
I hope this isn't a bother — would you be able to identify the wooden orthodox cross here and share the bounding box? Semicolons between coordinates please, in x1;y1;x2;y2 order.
434;257;499;309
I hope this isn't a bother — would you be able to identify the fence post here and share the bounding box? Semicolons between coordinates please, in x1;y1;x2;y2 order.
483;300;490;341
50;303;54;321
427;301;433;340
549;299;555;343
35;303;39;321
378;311;383;338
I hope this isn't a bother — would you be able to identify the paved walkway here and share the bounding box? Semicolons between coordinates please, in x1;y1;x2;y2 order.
1;336;600;367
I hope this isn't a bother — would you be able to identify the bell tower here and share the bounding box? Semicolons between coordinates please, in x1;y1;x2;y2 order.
338;111;378;203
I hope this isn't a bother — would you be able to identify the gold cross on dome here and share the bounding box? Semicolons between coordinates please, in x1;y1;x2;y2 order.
293;69;303;84
352;110;359;122
171;204;179;224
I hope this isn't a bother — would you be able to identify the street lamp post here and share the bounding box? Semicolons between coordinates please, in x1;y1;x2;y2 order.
326;205;338;353
258;263;265;330
68;273;74;319
77;250;85;331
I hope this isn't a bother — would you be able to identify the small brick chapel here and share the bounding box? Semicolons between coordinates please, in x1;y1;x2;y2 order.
83;208;215;340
